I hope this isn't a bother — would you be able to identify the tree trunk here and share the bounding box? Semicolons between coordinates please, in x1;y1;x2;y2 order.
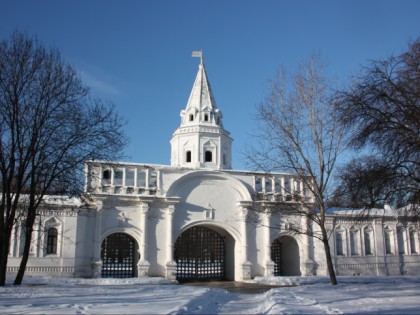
13;216;35;285
0;231;11;286
321;227;337;285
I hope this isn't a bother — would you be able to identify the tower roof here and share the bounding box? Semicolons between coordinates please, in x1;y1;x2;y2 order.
185;59;218;111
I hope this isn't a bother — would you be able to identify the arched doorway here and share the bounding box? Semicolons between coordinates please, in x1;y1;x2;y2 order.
271;236;301;276
174;226;225;281
101;233;138;278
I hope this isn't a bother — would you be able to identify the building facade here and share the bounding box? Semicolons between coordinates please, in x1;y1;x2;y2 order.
7;59;420;280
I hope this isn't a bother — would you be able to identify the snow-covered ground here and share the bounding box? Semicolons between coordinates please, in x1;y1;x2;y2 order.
1;276;420;314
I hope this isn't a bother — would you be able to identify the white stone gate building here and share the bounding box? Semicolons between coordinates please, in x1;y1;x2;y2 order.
7;58;420;281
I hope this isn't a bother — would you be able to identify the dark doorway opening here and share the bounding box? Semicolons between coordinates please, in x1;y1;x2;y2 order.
271;236;301;276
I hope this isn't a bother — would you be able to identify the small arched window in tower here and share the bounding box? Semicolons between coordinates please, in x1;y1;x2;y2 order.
205;150;212;162
186;151;192;163
204;114;209;122
189;114;194;121
47;227;58;254
216;116;220;125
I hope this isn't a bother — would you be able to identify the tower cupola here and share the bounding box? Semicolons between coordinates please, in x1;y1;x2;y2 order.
170;52;232;169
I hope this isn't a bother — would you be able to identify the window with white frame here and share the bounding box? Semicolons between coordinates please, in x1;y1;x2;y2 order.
409;229;418;254
364;226;374;255
274;177;282;193
336;228;345;256
384;227;394;254
102;169;111;185
149;171;157;188
397;226;406;254
265;177;272;193
255;177;262;193
137;171;146;187
46;227;58;255
284;178;291;195
350;227;359;256
205;150;213;162
126;169;135;187
114;169;123;186
44;217;61;257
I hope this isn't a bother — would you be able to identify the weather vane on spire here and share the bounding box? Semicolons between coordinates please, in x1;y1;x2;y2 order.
192;50;203;64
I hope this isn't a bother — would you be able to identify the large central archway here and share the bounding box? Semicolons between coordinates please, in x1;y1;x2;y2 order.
174;226;225;281
101;233;138;278
271;235;301;276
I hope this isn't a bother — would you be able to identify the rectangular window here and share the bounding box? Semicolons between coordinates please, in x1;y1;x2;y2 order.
126;170;135;187
410;231;417;254
149;171;157;188
398;229;406;254
265;177;272;193
385;232;393;254
284;178;291;194
205;151;212;162
102;169;111;185
47;228;58;255
365;232;372;255
137;171;146;187
274;177;281;193
114;170;123;186
255;177;262;192
350;231;359;255
336;232;344;256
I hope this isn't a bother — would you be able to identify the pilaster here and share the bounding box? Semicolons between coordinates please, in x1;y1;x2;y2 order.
138;202;150;277
91;199;104;278
165;204;177;280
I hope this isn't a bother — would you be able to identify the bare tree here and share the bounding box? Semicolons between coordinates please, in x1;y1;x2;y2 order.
0;31;127;286
247;54;347;285
334;39;420;212
331;156;395;208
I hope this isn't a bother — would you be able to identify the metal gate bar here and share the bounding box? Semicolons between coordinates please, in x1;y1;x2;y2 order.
271;239;282;276
175;226;225;281
101;233;136;278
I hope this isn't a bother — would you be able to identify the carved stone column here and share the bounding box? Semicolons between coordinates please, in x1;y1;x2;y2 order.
165;204;177;280
137;202;150;277
92;199;104;278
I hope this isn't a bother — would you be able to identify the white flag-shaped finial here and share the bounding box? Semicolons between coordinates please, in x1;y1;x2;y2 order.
192;50;203;63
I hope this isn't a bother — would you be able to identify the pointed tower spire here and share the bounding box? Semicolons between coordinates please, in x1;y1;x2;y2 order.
185;51;219;120
170;53;232;170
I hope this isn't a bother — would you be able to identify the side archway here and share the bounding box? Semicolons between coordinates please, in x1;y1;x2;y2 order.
271;235;301;276
101;233;138;278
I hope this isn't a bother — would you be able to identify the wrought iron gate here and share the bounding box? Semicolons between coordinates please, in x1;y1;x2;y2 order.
174;226;225;281
271;239;283;276
101;233;136;278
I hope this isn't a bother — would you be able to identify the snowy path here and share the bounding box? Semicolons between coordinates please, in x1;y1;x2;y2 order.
1;276;420;314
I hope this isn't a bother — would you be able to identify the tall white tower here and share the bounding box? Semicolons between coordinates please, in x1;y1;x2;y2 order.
170;53;232;170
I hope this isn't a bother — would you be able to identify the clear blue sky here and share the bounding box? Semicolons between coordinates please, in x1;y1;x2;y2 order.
1;1;419;170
